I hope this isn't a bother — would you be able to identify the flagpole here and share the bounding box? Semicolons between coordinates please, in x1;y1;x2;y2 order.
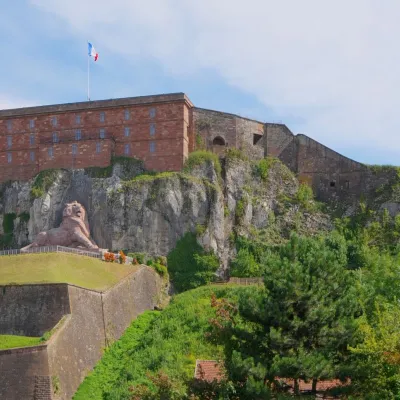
87;42;90;101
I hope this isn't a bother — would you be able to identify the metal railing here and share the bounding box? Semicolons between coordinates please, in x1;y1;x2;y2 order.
228;277;263;286
0;245;135;264
0;245;101;259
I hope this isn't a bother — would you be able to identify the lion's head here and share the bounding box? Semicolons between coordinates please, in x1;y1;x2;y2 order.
62;201;85;220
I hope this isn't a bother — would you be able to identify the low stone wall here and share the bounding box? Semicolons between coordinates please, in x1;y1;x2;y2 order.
0;345;51;400
0;266;164;400
0;283;70;336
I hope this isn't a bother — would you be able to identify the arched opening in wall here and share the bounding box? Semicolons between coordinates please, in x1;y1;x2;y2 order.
330;181;336;188
212;136;226;156
213;136;226;146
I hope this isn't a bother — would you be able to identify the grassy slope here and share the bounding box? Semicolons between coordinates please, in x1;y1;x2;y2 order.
0;253;138;291
74;285;254;400
0;335;42;350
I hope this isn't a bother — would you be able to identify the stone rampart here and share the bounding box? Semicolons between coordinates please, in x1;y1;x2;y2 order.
193;107;264;158
0;345;50;400
0;283;70;336
0;266;164;400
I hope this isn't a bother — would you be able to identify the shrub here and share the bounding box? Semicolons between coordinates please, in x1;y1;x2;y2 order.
230;248;263;277
152;262;168;277
183;150;221;176
195;134;205;150
195;224;206;237
255;157;278;181
167;232;220;292
295;183;315;210
156;256;167;266
3;213;16;234
118;251;126;264
18;212;30;222
104;252;116;262
235;198;248;224
31;169;60;199
225;148;248;162
85;156;145;179
128;252;146;264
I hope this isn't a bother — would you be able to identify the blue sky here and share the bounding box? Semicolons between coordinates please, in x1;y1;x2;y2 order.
2;0;400;165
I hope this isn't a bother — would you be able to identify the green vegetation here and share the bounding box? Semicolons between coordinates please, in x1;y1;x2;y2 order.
18;211;30;222
3;213;16;233
74;311;160;399
0;335;42;350
295;183;315;211
31;169;61;198
254;157;279;181
235;198;248;223
195;134;206;150
230;247;262;277
183;150;222;176
0;213;17;249
74;286;251;400
85;156;144;179
0;253;138;291
195;223;206;237
225;148;248;162
72;202;400;398
367;164;400;175
167;232;220;292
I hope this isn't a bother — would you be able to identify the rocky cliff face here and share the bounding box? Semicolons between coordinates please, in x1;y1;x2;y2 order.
0;156;330;272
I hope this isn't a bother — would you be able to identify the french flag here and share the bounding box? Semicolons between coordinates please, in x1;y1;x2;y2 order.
88;42;99;61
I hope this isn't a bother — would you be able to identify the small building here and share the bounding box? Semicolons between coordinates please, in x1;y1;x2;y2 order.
194;360;225;383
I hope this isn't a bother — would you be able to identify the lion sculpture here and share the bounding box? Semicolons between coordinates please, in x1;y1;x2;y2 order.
21;201;100;252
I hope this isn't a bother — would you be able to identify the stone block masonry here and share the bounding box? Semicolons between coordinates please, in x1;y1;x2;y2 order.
0;91;394;204
0;93;193;182
0;265;164;400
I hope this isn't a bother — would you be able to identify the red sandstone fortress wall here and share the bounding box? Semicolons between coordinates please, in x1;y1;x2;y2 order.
0;93;193;182
1;91;393;204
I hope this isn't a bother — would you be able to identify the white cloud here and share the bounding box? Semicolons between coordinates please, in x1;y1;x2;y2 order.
0;96;37;110
30;0;400;158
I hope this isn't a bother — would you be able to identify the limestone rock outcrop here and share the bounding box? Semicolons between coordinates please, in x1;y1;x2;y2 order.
0;158;330;272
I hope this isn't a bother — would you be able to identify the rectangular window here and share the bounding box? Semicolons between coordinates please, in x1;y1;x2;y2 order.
150;141;156;153
96;142;101;153
48;147;54;158
30;134;35;145
124;109;130;120
99;128;105;139
72;144;78;155
51;116;57;126
30;151;35;162
124;127;130;137
149;108;156;118
75;114;81;124
124;143;130;155
52;132;59;143
6;120;12;131
7;152;12;163
75;129;82;140
150;123;156;136
7;136;12;148
100;112;105;123
29;119;35;129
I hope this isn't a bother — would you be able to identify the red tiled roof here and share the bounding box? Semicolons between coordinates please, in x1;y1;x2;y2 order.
194;360;349;394
194;360;225;382
279;378;350;392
